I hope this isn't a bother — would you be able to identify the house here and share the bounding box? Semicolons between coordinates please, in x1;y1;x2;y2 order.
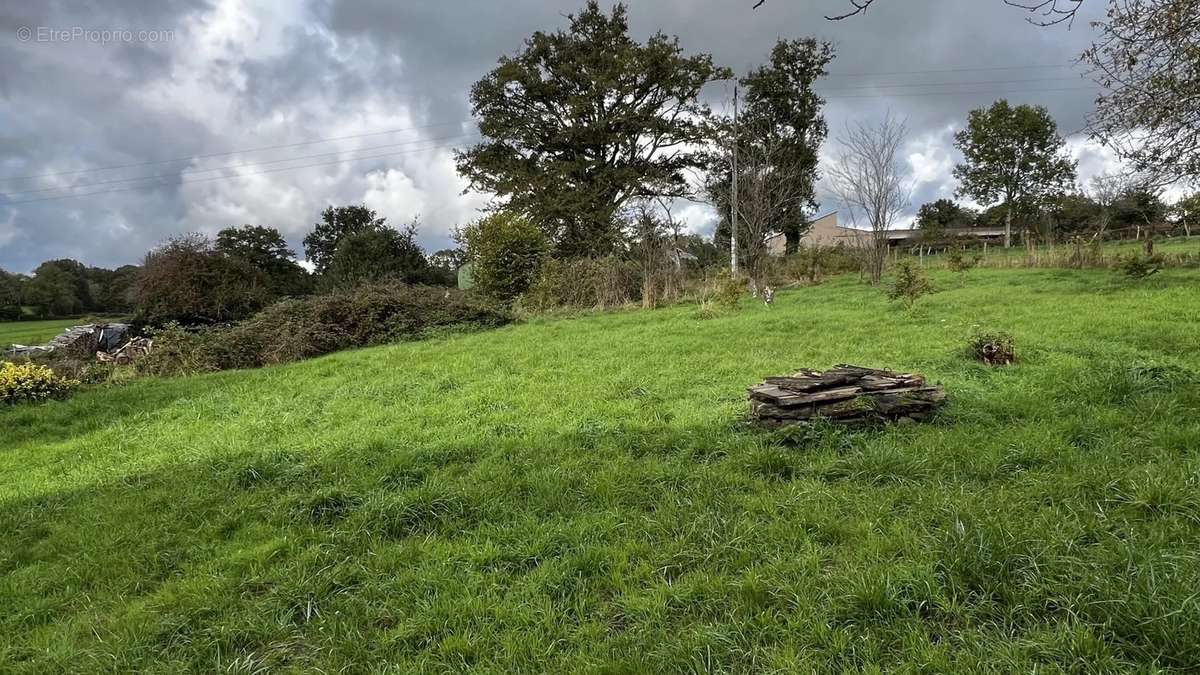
765;211;1007;255
763;211;860;255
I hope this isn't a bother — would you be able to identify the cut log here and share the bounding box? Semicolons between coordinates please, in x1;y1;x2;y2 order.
749;364;945;427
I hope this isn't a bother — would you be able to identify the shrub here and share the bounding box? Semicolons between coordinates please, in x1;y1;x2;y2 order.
137;283;511;375
137;234;273;325
1065;238;1104;269
947;249;981;273
135;324;220;376
967;328;1015;365
0;362;79;404
324;222;430;289
887;260;934;308
457;213;547;304
786;246;862;283
1118;253;1161;280
694;299;721;320
518;257;640;312
708;268;743;310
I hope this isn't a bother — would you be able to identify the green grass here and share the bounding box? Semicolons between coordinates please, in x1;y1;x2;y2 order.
0;319;77;349
3;268;1200;672
918;235;1200;268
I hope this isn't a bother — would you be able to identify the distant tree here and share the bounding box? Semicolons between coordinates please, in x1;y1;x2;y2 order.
429;248;465;272
1043;192;1100;236
674;233;722;268
89;265;141;314
741;38;834;254
303;205;387;274
456;2;728;257
325;221;430;289
1172;192;1200;237
916;199;976;247
724;117;819;290
828;115;911;285
217;225;310;297
427;248;466;287
1085;172;1134;240
457;212;548;303
0;269;25;320
24;260;92;317
953;100;1076;248
137;234;271;324
1112;185;1167;234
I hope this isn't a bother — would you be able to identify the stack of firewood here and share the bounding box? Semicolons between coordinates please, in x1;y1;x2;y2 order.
748;364;946;427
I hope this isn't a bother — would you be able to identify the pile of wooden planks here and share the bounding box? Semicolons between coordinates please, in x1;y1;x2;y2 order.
748;364;946;427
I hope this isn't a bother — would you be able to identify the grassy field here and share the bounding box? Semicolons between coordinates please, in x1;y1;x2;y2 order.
0;319;76;349
3;268;1200;671
917;235;1200;270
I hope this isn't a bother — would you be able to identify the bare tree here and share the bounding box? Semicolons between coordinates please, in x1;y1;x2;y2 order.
754;0;1085;25
735;119;818;291
827;115;912;285
1085;0;1200;189
630;200;682;309
1086;172;1130;241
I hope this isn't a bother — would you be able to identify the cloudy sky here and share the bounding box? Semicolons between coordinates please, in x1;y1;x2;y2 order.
0;0;1126;273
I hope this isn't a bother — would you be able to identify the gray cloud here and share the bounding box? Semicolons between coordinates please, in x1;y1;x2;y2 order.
1;0;1114;273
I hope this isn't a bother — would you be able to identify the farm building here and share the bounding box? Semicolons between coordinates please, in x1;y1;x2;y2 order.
765;211;1007;255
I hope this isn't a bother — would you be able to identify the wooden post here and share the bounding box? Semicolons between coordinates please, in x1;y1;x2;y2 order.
730;84;738;277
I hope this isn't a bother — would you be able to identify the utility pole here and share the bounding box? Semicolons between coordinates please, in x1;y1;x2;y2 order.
730;83;739;276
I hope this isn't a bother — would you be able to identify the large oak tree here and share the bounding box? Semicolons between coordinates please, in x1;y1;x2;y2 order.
456;2;728;258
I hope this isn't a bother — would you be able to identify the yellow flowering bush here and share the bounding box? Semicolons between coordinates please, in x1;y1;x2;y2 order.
0;362;80;404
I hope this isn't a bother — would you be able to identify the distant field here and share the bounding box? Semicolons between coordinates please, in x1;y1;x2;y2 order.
2;268;1199;671
0;319;75;348
921;234;1199;260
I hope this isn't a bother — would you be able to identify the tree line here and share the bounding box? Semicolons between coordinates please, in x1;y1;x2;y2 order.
0;205;465;324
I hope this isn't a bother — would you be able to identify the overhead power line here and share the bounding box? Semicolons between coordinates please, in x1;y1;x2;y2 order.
822;86;1097;99
819;75;1086;92
3;136;480;206
822;63;1079;78
0;120;470;184
2;132;480;198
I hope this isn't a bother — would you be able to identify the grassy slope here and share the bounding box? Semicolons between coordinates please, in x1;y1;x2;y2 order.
2;268;1200;672
0;320;76;349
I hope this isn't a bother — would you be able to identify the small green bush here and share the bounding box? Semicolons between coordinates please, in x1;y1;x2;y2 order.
135;324;220;377
709;268;743;310
887;260;934;308
457;212;547;304
967;328;1015;365
786;245;862;283
947;249;981;273
693;299;721;320
0;361;80;404
1118;253;1161;280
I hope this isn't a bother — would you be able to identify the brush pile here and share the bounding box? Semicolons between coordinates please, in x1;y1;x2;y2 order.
96;336;153;365
748;364;946;427
4;323;151;364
